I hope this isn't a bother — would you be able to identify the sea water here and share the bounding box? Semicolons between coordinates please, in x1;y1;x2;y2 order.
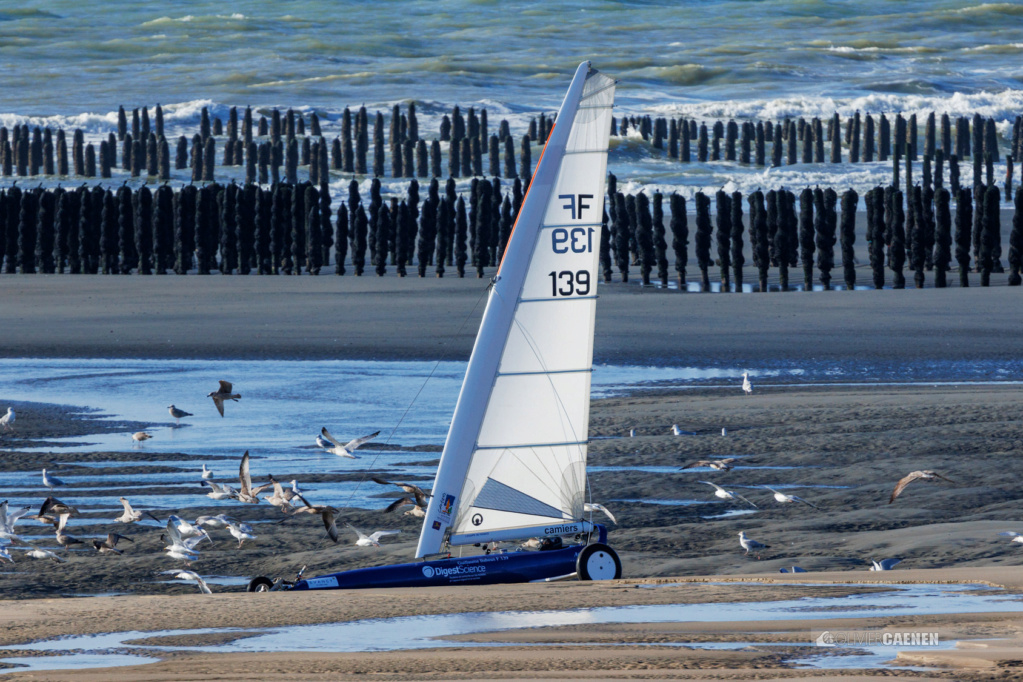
0;1;1022;202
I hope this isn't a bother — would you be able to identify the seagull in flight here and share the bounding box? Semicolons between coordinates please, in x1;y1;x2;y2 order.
681;458;737;472
207;380;241;417
114;497;161;524
54;513;83;552
889;470;955;504
701;481;758;508
763;486;819;510
237;450;272;503
195;514;239;530
41;469;65;490
92;532;134;555
292;494;341;542
162;570;212;594
202;480;234;500
870;558;902;571
319;427;380;458
167;405;192;423
998;531;1023;545
741;372;753;395
384;495;427;517
584;502;617;524
347;524;400;547
739;530;769;558
0;500;31;541
0;407;14;431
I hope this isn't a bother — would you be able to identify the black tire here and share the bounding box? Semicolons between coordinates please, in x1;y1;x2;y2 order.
576;543;622;581
247;576;274;592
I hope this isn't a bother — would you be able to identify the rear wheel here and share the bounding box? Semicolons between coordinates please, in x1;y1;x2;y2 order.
247;576;274;592
576;543;622;580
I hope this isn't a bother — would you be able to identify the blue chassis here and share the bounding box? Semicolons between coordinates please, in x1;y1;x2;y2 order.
290;526;607;591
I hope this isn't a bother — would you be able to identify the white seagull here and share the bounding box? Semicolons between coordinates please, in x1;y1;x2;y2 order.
741;372;753;395
168;514;212;544
763;486;820;510
701;481;758;508
162;570;212;594
0;501;31;541
738;530;769;558
226;521;256;548
114;497;160;524
870;558;902;571
318;427;380;458
195;514;239;530
347;524;400;547
998;531;1023;545
0;407;14;431
202;480;234;500
0;545;13;564
201;464;213;480
583;502;617;524
22;547;65;563
41;469;65;490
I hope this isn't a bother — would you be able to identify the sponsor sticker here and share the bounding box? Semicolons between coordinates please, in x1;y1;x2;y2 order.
438;493;456;520
305;576;339;589
431;520;442;530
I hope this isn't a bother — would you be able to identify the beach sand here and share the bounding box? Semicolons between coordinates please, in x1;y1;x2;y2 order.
2;276;1023;679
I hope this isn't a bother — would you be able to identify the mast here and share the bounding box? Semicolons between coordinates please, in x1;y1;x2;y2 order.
416;62;615;558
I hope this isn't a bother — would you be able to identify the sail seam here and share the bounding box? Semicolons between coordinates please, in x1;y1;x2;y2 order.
518;295;598;303
580;82;616;100
497;368;592;377
475;440;588;450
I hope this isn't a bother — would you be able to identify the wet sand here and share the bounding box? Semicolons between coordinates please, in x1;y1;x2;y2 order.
2;275;1023;365
3;264;1023;678
3;383;1023;678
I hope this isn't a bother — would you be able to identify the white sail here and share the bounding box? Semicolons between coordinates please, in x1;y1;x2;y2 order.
416;62;616;557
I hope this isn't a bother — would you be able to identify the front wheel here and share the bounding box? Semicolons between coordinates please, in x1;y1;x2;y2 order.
576;543;622;581
247;576;274;592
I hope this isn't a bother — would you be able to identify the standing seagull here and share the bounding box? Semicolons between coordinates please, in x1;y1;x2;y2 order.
888;470;955;504
131;431;153;446
741;372;753;395
168;405;192;423
0;407;14;431
201;464;214;480
738;530;769;558
701;481;758;508
763;486;820;510
319;427;380;458
207;380;241;417
41;469;65;491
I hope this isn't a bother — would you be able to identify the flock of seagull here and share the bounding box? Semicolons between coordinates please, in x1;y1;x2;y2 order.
667;374;972;569
0;380;422;594
0;369;1015;590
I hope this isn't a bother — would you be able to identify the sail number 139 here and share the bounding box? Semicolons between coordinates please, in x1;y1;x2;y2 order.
548;270;590;296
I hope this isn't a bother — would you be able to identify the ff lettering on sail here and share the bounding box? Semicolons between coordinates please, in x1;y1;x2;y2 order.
417;62;616;557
